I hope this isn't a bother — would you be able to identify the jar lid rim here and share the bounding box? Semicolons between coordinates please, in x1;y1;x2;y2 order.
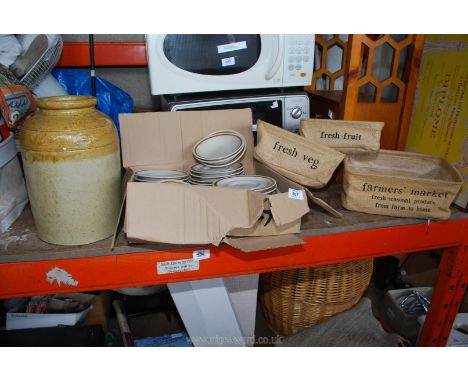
37;96;97;110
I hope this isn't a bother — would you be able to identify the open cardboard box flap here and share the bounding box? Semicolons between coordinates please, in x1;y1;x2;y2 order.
126;182;266;245
119;109;255;174
224;234;304;253
114;109;311;252
126;181;308;248
254;161;342;219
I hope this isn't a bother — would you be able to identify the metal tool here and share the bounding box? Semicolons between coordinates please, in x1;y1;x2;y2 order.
399;290;431;315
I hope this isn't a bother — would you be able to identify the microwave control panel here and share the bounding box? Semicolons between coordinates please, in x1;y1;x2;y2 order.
282;35;315;86
283;94;310;131
164;92;310;133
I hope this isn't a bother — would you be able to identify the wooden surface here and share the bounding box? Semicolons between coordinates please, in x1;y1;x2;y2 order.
1;184;466;264
305;35;424;151
307;90;343;104
306;90;344;119
396;35;425;150
305;34;348;93
343;35;424;150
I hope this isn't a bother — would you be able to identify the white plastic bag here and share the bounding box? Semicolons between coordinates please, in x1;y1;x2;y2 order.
0;134;28;233
0;35;22;67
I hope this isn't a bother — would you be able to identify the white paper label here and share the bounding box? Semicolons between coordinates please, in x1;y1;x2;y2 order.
221;57;235;67
288;188;304;200
157;259;199;275
193;249;210;261
217;41;247;54
46;267;78;287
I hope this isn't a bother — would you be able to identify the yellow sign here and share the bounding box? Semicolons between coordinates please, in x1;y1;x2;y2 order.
406;35;468;208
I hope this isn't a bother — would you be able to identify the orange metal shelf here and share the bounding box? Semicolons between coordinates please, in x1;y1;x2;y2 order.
1;216;467;346
57;42;147;67
1;218;466;296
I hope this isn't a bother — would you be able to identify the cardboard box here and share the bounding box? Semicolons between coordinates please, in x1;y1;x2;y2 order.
116;109;311;252
379;287;433;343
82;290;112;329
418;313;468;347
6;293;94;331
400;252;468;314
406;35;468;209
447;313;468;346
401;251;439;287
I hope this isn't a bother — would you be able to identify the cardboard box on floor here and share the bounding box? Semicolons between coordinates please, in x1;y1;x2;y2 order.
6;293;94;331
115;109;312;252
380;287;433;343
82;290;112;329
401;251;468;313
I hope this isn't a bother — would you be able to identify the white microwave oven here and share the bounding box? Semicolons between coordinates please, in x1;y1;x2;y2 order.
146;34;315;95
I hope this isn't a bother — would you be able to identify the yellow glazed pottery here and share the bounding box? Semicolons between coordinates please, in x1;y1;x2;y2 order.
21;96;121;245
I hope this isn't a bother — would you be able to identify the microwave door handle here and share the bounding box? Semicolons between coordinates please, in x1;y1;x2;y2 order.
264;35;284;80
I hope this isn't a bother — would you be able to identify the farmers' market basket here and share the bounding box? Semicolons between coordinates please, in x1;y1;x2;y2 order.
259;259;374;336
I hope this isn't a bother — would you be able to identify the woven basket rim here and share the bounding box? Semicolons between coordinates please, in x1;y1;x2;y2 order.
260;259;373;336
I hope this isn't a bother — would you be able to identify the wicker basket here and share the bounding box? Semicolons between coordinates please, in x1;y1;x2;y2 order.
259;259;374;336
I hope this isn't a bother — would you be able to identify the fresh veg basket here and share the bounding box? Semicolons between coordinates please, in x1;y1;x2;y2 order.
259;259;373;336
254;120;345;188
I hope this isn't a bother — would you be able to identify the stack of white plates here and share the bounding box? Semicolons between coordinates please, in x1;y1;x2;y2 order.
134;169;189;183
188;162;244;185
193;130;246;168
213;175;278;195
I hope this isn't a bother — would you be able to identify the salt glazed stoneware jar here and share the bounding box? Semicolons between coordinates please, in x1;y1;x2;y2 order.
20;96;121;245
